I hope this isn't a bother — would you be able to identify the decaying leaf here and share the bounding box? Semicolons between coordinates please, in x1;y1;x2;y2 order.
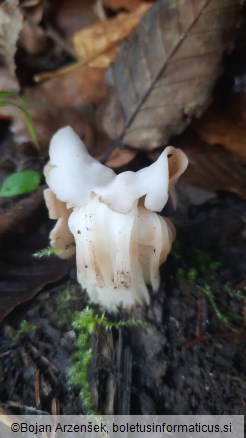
101;0;242;149
31;64;106;106
194;93;246;159
55;0;100;40
0;188;44;236
0;0;23;78
0;231;73;321
0;97;97;154
73;3;151;68
178;131;246;199
105;145;137;168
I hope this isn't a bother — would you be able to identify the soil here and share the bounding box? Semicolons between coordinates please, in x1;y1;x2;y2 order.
0;183;245;416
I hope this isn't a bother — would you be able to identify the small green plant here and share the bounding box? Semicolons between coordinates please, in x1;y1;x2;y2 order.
14;320;36;341
69;306;147;414
33;246;62;258
176;247;244;327
200;284;238;327
0;90;38;147
0;91;40;198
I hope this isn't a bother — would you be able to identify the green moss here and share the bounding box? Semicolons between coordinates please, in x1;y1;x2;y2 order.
176;246;243;327
178;249;221;285
68;306;147;414
33;246;62;258
14;320;36;341
200;284;238;327
224;284;245;301
195;249;221;278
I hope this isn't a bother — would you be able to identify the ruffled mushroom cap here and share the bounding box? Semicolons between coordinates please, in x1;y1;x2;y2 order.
44;126;115;209
44;126;188;311
165;146;189;208
44;126;188;214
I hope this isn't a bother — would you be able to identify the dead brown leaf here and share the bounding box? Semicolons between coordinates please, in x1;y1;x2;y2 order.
31;63;106;106
0;93;117;160
0;230;73;321
176;131;246;199
105;146;137;168
55;0;100;40
0;187;44;236
101;0;242;149
73;3;151;68
193;93;246;159
25;1;150;133
0;96;98;155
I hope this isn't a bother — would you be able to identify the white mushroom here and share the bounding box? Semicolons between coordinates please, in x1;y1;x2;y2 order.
44;126;188;311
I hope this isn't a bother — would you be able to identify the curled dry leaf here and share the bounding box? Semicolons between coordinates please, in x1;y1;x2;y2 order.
73;3;151;69
101;0;242;149
193;93;246;159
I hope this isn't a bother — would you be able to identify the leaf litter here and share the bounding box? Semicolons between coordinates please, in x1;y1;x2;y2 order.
101;0;242;149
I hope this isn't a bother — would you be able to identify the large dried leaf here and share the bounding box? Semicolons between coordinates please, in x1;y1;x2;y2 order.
73;3;151;68
101;0;242;149
194;93;246;159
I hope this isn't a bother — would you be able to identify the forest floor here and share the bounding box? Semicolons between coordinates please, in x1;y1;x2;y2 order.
0;181;245;415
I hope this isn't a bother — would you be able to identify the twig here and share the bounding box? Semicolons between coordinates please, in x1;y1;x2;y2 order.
7;401;48;415
35;368;41;407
